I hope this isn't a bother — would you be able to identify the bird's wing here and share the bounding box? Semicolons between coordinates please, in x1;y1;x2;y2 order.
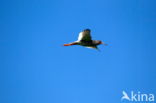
77;29;92;41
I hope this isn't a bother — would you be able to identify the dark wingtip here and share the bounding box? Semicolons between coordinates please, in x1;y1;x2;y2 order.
83;29;91;32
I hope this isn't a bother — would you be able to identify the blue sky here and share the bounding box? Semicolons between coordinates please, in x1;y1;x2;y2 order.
0;0;156;103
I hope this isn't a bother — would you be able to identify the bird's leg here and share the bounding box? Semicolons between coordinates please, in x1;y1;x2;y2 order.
104;43;108;46
102;42;108;46
63;42;78;46
97;48;101;52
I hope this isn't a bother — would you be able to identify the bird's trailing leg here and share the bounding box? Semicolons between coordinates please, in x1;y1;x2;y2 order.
63;42;78;46
101;42;108;46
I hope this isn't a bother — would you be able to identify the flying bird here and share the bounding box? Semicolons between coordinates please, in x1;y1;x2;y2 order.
63;29;107;50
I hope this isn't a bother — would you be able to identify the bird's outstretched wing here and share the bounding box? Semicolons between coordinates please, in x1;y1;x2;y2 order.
77;29;92;41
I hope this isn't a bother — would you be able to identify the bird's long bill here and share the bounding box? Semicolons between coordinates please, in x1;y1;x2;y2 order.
63;42;78;46
63;44;72;46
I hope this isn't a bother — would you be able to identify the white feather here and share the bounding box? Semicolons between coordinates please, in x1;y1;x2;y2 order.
77;32;83;41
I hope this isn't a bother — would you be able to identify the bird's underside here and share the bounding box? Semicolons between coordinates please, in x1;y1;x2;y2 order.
64;40;99;49
77;40;99;49
63;29;107;50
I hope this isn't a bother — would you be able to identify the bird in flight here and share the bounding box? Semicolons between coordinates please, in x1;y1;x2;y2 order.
63;29;107;50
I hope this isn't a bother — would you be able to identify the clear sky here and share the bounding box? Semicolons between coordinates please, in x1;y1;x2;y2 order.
0;0;156;103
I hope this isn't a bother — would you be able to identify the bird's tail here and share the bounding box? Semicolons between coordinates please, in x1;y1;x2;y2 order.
63;42;78;46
